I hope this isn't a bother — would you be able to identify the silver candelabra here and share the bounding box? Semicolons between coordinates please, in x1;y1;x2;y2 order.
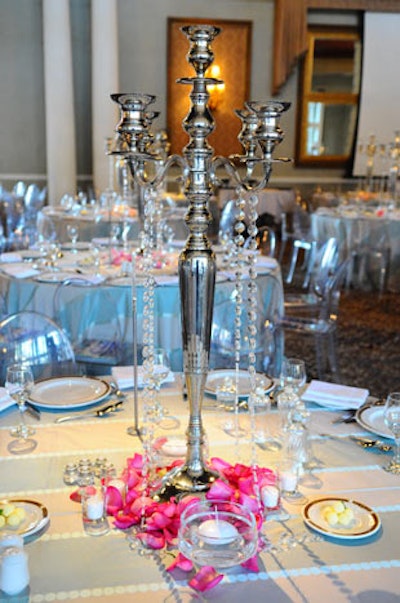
110;24;289;500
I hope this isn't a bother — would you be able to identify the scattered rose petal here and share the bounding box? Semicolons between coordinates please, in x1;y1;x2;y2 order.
189;566;223;592
167;552;193;573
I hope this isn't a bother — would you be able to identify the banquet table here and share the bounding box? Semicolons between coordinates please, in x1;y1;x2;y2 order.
38;205;190;244
0;378;399;602
311;207;400;292
0;249;284;374
218;188;297;224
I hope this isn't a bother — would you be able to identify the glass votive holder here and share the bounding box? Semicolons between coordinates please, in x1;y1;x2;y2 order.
278;459;307;505
81;487;109;536
0;546;30;596
178;499;258;569
63;462;79;486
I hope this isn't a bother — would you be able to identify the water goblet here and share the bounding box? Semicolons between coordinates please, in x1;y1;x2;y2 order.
383;392;400;474
281;357;307;394
6;364;37;454
66;224;79;253
147;348;180;430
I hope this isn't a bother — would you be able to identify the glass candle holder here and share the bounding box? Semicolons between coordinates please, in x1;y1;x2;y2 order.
81;487;109;536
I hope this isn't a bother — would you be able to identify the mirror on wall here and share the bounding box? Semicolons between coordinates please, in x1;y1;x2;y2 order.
296;28;362;166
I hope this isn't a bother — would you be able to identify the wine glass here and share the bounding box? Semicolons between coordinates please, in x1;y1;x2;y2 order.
66;224;79;253
147;348;180;430
6;364;37;454
383;392;400;474
281;357;307;394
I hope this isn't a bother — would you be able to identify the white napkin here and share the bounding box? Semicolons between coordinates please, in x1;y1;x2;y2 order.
0;387;15;413
301;380;369;410
0;263;40;279
256;256;278;270
112;365;175;390
0;252;23;263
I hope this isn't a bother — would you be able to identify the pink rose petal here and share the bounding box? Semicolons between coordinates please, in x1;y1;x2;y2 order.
189;566;224;592
167;552;193;573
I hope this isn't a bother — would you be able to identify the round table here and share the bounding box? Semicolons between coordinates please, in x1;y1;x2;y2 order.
311;207;400;292
0;250;284;374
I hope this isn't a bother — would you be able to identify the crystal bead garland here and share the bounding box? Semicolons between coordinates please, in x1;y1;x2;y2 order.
139;186;158;479
244;193;263;507
232;190;247;454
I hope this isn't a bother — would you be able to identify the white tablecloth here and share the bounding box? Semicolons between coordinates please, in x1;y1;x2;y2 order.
218;188;297;223
311;208;400;292
0;379;398;602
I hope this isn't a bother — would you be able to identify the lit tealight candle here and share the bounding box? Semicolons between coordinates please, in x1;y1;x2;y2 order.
198;518;239;545
261;485;279;509
160;438;187;457
85;495;104;521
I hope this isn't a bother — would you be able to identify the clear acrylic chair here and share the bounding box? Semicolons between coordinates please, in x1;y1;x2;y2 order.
53;278;124;374
244;225;277;257
0;311;76;384
284;237;339;315
280;206;317;287
276;258;350;382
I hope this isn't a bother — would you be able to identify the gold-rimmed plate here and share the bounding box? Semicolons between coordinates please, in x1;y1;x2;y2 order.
356;404;393;441
302;497;381;540
0;499;49;540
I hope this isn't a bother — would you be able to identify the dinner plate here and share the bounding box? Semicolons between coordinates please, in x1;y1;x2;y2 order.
0;499;49;540
204;369;274;399
356;404;393;441
34;271;78;283
61;241;91;251
28;376;112;409
302;497;380;540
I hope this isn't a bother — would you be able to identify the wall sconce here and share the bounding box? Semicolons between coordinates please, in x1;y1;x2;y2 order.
206;64;225;110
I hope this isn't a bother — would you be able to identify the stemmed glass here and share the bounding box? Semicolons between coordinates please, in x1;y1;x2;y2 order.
383;392;400;474
6;364;37;454
281;357;307;394
66;224;79;253
147;348;180;430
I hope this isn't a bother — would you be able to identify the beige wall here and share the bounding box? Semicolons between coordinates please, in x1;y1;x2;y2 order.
0;0;360;194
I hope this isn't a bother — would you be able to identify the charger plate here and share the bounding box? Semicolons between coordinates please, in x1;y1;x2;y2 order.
356;404;393;441
28;376;111;409
205;369;274;399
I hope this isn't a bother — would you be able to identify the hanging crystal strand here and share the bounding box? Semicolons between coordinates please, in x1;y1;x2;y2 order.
232;189;247;454
140;187;157;474
245;192;263;510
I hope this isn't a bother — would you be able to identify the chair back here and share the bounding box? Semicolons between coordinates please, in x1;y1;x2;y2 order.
53;279;124;371
0;311;75;383
219;199;237;240
244;225;276;257
318;258;350;321
310;237;339;297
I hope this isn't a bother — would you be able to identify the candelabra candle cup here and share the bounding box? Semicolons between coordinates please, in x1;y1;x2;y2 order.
81;487;109;536
178;499;257;569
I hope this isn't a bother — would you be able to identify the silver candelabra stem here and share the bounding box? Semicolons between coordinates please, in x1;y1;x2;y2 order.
110;24;289;500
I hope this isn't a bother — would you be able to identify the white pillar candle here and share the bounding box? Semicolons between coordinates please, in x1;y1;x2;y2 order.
198;518;239;545
85;495;104;521
261;485;280;509
280;470;297;492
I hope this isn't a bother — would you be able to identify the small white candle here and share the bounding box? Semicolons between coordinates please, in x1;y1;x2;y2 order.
107;478;126;497
261;485;279;509
86;495;104;520
161;438;187;457
198;518;239;545
280;470;297;492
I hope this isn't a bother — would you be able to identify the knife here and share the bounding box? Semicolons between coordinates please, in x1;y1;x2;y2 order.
55;400;124;423
24;401;41;421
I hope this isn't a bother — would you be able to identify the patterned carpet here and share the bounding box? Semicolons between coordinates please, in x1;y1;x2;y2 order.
281;283;400;400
